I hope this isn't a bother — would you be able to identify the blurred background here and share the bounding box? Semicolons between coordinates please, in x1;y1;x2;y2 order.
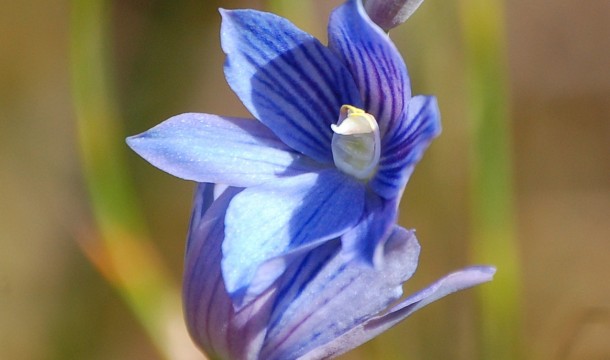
1;0;608;359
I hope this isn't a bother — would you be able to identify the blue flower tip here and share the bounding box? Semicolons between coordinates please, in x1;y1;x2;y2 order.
473;265;497;280
219;7;246;20
125;135;139;150
125;132;151;153
485;265;498;276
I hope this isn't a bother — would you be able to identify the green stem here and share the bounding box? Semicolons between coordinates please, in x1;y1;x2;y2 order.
459;0;522;359
69;1;188;358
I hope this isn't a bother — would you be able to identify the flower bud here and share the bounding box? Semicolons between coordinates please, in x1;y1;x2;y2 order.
364;0;424;31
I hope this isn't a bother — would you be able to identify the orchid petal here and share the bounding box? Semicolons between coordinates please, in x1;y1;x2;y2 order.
221;9;362;163
299;266;496;359
340;191;398;264
371;95;441;199
260;226;421;360
183;185;238;359
127;113;318;187
222;169;365;305
184;183;215;253
328;0;410;138
183;184;278;360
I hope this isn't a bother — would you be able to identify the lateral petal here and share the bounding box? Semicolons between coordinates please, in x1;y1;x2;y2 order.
126;113;317;187
260;226;421;360
299;266;496;360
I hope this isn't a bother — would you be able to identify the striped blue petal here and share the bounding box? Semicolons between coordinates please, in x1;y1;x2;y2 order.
221;9;362;163
222;169;365;307
299;266;496;359
259;226;421;360
183;184;234;359
183;185;275;360
127;113;319;187
184;182;216;253
340;190;398;264
328;0;411;139
371;95;441;199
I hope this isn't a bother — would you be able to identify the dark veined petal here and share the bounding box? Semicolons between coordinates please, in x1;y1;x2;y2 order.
222;169;365;307
328;0;411;139
221;9;362;163
340;190;398;264
126;113;319;187
184;182;217;253
184;185;276;360
260;226;421;360
183;184;233;359
371;95;441;199
298;266;496;360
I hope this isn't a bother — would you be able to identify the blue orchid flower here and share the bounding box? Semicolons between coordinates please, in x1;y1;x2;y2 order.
127;0;495;359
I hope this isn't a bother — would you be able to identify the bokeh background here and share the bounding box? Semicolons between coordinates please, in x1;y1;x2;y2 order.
1;0;608;359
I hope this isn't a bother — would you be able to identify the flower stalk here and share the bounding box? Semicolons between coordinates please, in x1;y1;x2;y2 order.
459;0;522;358
69;1;197;359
